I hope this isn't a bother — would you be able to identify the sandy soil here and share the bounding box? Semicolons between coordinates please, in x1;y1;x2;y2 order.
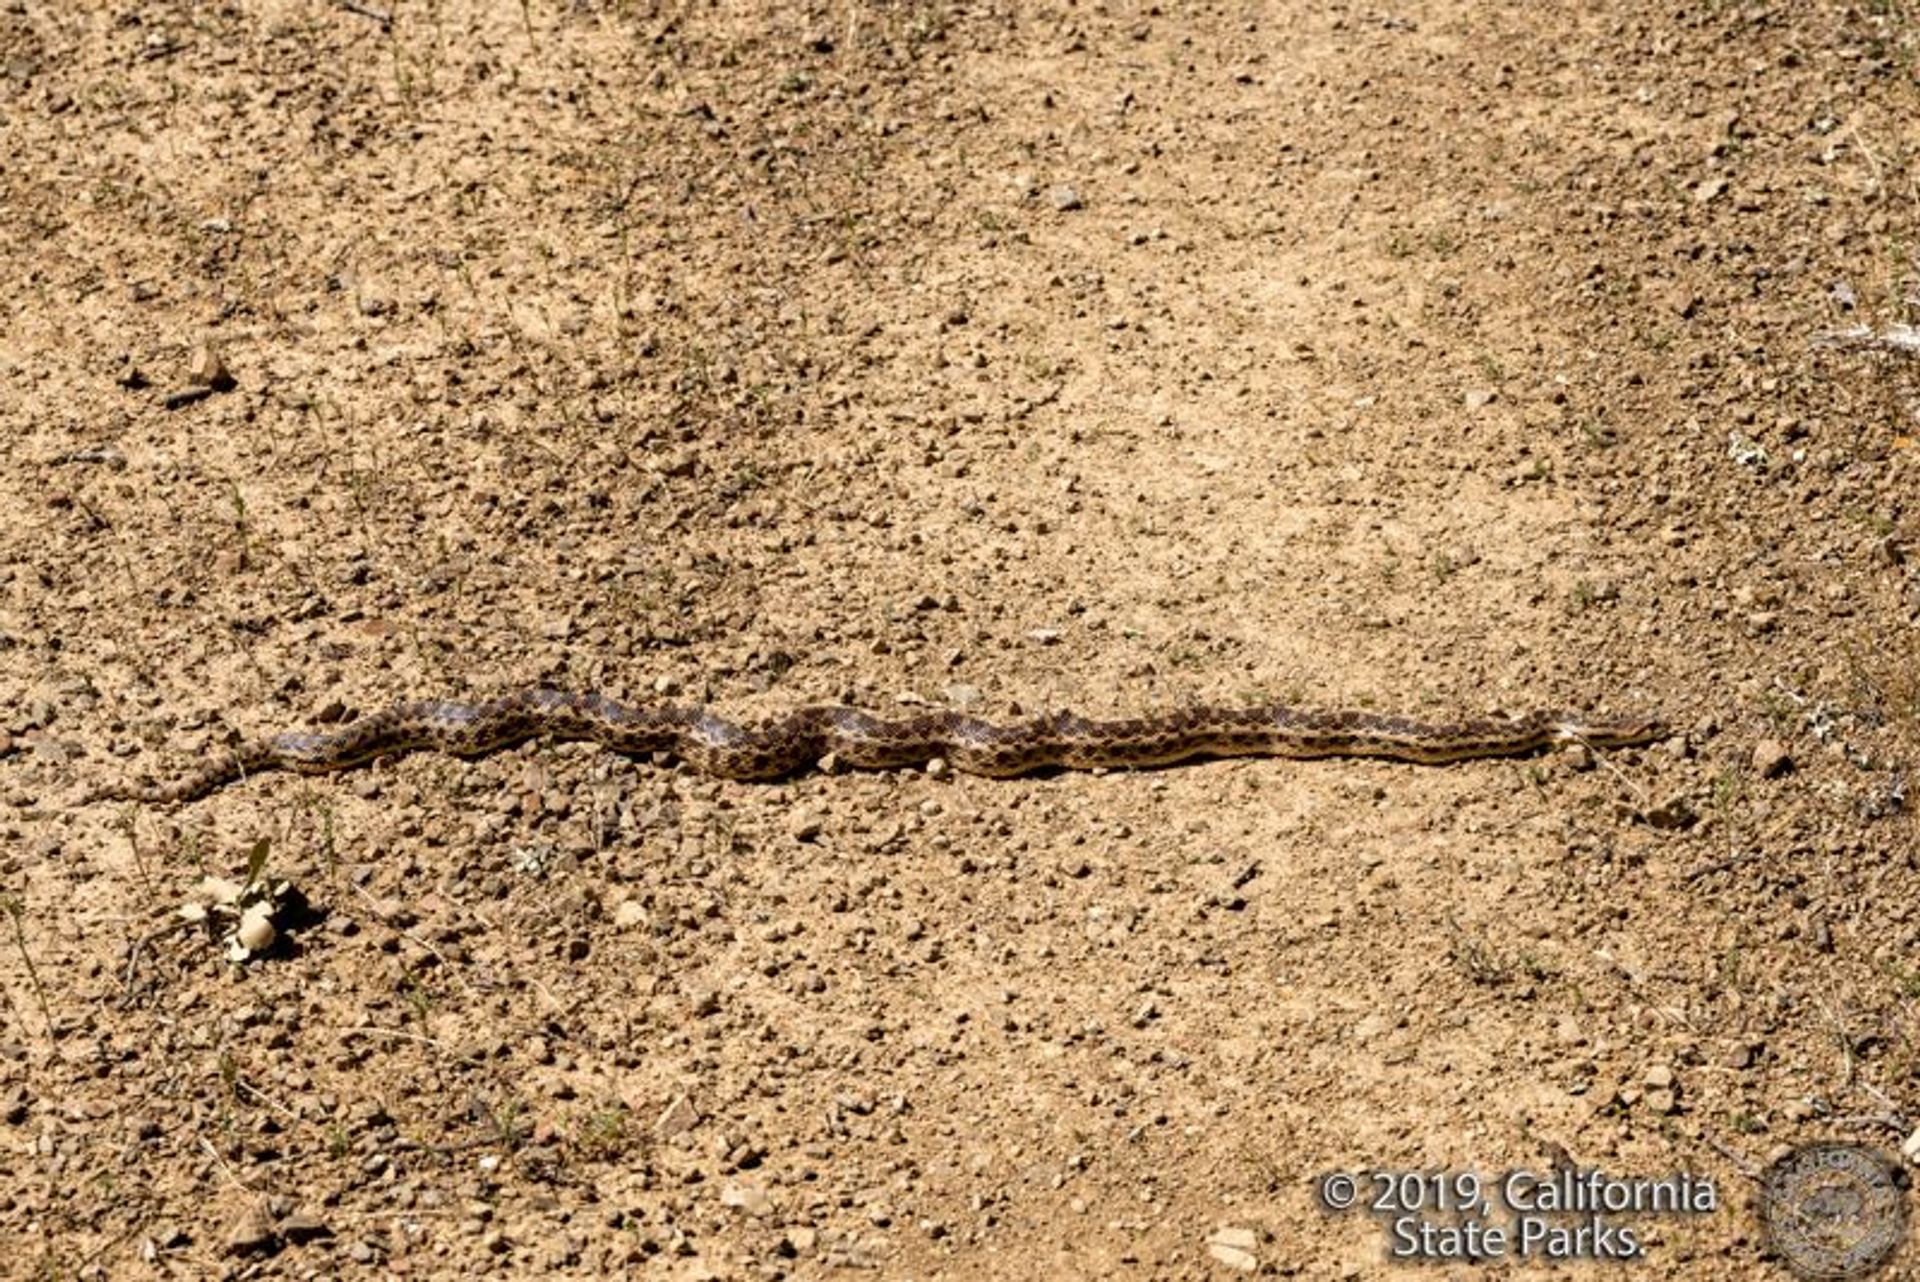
6;1;1920;1277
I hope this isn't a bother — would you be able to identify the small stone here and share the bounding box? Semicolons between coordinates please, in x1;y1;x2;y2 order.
188;343;234;391
1642;795;1698;830
235;903;276;954
223;1205;278;1257
1694;176;1727;203
1206;1226;1259;1272
1047;184;1083;211
721;1182;773;1216
1644;1087;1679;1115
1643;1064;1675;1090
198;877;246;906
278;1211;331;1244
1753;740;1793;779
1902;1128;1920;1165
788;810;823;842
611;900;649;930
656;1094;700;1138
1463;388;1497;409
944;684;984;709
784;1226;818;1255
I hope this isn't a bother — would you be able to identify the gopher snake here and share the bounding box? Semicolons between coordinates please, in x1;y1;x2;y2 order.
98;690;1664;804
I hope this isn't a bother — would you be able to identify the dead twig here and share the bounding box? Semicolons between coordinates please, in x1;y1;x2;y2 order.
335;0;393;26
1683;850;1762;883
1;896;53;1034
1702;1131;1763;1181
121;916;193;1009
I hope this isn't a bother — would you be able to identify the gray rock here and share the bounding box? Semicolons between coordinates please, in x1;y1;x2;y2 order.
223;1205;278;1257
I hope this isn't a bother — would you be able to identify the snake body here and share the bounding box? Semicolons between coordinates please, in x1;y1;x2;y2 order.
101;690;1664;804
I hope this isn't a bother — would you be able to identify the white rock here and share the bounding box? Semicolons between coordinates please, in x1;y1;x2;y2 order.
1206;1225;1259;1272
235;904;276;953
720;1182;773;1216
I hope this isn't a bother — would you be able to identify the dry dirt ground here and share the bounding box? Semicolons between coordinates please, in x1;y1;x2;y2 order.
6;1;1920;1278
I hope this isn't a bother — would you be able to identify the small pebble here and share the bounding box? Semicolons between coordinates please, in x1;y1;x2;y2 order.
1048;184;1083;211
1753;740;1793;779
223;1205;277;1257
188;343;234;391
235;904;277;954
656;1095;700;1138
278;1211;331;1243
1206;1226;1259;1273
1642;795;1698;830
721;1182;773;1216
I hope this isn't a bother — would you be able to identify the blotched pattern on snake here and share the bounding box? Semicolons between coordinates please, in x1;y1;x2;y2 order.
96;689;1665;804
